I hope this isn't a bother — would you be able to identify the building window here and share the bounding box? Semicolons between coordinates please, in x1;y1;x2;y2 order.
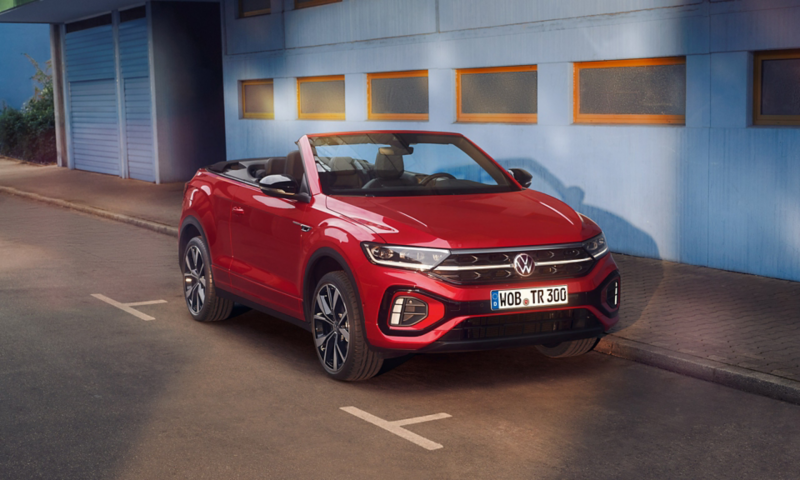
456;66;537;123
241;80;274;119
754;49;800;126
574;57;686;125
239;0;271;17
297;75;345;120
295;0;341;9
367;70;429;121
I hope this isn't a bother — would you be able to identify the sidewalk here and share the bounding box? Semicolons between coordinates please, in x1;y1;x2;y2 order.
2;158;799;403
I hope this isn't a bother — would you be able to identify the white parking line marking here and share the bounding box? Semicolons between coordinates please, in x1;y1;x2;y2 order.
91;294;167;321
341;406;451;451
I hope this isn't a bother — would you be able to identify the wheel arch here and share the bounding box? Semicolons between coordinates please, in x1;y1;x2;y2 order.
179;215;209;268
303;247;362;323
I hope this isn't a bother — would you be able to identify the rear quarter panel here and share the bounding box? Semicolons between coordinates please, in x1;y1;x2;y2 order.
181;172;236;282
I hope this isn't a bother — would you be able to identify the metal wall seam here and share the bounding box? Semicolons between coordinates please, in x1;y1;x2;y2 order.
59;23;74;170
146;1;161;184
112;10;129;179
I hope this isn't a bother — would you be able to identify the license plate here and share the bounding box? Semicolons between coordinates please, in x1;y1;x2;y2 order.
490;285;569;311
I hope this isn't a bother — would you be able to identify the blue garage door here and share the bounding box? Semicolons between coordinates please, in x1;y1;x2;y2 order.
119;16;155;182
65;21;121;176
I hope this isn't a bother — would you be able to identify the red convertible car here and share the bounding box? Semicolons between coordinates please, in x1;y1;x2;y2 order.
179;131;620;380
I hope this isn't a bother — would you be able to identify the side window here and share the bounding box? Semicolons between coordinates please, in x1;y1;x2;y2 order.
297;76;345;120
367;71;429;121
754;49;800;126
574;57;686;125
457;66;537;123
241;79;274;119
239;0;271;18
295;0;342;9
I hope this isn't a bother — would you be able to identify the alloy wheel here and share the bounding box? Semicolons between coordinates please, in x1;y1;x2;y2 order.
313;283;350;373
184;245;206;315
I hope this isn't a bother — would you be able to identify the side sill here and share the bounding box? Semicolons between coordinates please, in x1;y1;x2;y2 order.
216;288;311;332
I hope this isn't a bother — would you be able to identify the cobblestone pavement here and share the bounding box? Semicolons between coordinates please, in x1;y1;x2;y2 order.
612;254;800;383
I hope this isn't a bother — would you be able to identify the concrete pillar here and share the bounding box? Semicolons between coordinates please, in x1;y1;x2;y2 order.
428;68;455;125
710;52;753;129
49;24;67;168
537;63;573;126
274;77;297;120
345;73;367;121
686;54;711;128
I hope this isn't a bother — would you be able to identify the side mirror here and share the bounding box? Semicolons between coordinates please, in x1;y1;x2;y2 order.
259;174;300;198
509;168;532;188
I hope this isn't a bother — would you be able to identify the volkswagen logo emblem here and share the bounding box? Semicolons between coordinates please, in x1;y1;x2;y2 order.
513;253;535;277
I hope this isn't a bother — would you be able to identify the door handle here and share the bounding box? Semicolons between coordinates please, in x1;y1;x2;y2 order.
293;221;312;232
232;206;245;215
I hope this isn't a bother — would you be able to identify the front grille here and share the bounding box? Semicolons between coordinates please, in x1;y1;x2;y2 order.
442;308;600;342
431;245;595;285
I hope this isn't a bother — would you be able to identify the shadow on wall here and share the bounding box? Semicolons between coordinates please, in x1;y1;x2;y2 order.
497;157;664;332
497;157;660;259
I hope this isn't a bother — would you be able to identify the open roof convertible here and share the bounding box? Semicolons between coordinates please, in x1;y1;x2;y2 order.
179;131;620;380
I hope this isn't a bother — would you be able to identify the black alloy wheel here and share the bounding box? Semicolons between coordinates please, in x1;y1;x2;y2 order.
311;271;383;381
313;283;350;373
182;236;233;322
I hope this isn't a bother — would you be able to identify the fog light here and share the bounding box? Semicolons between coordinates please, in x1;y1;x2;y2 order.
390;296;429;327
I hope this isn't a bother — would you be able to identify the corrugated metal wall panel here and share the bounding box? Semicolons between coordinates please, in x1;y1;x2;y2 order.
119;17;155;182
68;78;120;176
124;77;155;181
65;23;120;176
64;25;116;83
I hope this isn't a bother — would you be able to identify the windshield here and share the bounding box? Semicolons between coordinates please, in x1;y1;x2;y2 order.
309;133;517;197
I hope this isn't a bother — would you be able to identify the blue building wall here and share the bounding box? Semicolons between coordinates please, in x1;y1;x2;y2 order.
220;0;800;282
0;23;51;109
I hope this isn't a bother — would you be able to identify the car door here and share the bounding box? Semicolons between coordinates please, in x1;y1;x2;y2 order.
228;156;311;319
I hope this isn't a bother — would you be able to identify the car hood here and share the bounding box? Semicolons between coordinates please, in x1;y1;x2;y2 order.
326;190;601;249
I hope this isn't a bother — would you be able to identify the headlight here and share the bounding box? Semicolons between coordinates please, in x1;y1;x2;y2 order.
362;243;450;271
583;233;609;259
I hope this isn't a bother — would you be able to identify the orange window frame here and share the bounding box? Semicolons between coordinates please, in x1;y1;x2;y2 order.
241;79;274;120
238;0;270;18
753;49;800;126
573;57;686;125
456;65;538;123
295;0;341;9
297;75;346;121
367;70;429;121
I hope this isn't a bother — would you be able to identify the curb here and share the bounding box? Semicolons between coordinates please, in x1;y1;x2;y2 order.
0;186;179;238
596;336;800;405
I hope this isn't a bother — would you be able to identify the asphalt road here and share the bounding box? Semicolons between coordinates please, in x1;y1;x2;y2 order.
2;194;799;480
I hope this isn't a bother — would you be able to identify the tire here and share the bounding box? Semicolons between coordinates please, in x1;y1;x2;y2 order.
535;337;599;358
310;271;383;381
182;236;233;322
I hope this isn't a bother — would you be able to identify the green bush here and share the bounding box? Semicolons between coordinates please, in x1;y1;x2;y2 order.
0;55;56;164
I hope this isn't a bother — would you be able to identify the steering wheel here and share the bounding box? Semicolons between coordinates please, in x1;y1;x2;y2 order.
419;172;456;186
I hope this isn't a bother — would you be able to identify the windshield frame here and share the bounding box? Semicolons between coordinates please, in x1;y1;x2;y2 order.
305;131;521;198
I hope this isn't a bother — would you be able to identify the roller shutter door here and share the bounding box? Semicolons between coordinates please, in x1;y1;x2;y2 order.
64;22;121;176
119;16;155;182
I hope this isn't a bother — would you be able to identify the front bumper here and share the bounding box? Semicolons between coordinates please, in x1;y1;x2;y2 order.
358;253;620;352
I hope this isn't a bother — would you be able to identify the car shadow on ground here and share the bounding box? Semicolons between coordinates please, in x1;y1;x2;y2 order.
209;307;620;391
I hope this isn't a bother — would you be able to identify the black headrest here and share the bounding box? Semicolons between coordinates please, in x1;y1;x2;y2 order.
375;154;404;179
285;150;304;182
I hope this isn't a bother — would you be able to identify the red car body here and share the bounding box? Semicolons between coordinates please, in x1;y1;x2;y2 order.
179;131;619;365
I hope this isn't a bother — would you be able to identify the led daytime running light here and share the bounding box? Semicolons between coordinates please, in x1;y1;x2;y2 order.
362;243;450;271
